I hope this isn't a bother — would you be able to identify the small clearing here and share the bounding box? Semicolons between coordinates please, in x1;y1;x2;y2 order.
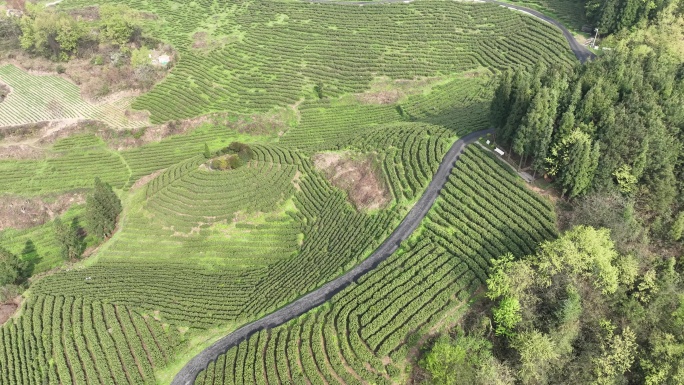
130;169;165;191
313;151;390;211
0;296;22;326
0;192;85;231
210;109;293;136
355;75;449;105
355;89;404;105
0;143;45;159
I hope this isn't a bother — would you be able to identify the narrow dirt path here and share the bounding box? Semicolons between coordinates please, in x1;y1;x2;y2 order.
171;128;493;385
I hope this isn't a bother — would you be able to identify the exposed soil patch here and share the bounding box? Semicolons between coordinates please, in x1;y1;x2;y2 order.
130;169;165;191
192;32;212;51
211;110;290;136
0;192;86;231
0;296;22;326
0;117;204;156
0;46;171;103
355;89;404;105
461;70;483;78
313;151;390;211
0;144;45;160
0;119;102;153
114;116;210;150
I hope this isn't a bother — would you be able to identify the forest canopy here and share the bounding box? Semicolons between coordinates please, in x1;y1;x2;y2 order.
490;30;683;239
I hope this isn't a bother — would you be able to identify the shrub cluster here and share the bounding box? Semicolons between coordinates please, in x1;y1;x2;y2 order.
208;142;254;170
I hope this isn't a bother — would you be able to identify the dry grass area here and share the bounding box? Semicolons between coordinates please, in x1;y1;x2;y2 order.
0;143;45;159
0;192;85;231
0;117;203;157
130;169;165;191
211;109;293;136
354;76;447;105
313;151;390;211
355;89;404;105
0;47;170;103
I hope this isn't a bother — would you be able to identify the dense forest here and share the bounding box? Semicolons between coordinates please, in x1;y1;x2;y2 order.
419;226;684;385
490;0;683;242
416;3;684;385
586;0;683;34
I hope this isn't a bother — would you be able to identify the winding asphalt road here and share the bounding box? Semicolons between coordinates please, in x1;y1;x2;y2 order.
481;0;595;63
172;2;595;384
172;128;494;385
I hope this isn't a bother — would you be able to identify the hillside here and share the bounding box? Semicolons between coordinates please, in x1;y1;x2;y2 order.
0;0;682;384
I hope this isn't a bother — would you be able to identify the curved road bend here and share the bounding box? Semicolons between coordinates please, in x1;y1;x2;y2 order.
172;128;495;385
307;0;595;63
173;2;594;384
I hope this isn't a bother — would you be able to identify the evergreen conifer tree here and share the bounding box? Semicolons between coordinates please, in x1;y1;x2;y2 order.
85;178;122;239
0;246;26;286
548;129;600;198
491;70;513;130
54;217;84;261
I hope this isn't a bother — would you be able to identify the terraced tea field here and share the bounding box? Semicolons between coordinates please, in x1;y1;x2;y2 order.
58;0;575;123
502;0;587;30
0;0;577;383
191;146;557;385
0;65;146;128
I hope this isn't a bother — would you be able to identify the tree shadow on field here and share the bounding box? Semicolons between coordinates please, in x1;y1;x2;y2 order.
407;101;491;136
21;239;41;278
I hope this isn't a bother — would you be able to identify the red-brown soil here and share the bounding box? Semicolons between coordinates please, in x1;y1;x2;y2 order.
313;152;390;211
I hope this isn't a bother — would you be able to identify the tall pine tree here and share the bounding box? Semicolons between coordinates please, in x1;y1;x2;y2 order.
0;246;26;286
54;217;84;261
85;177;122;239
491;70;513;130
548;129;600;198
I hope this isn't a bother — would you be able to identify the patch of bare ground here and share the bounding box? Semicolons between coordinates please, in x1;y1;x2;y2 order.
0;121;50;143
0;116;203;154
210;110;291;136
1;119;98;150
113;116;210;150
313;151;390;211
0;191;86;231
0;296;22;326
36;119;98;145
0;45;172;103
355;89;404;105
130;169;165;191
461;70;483;78
357;76;447;105
0;144;45;159
292;170;303;191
